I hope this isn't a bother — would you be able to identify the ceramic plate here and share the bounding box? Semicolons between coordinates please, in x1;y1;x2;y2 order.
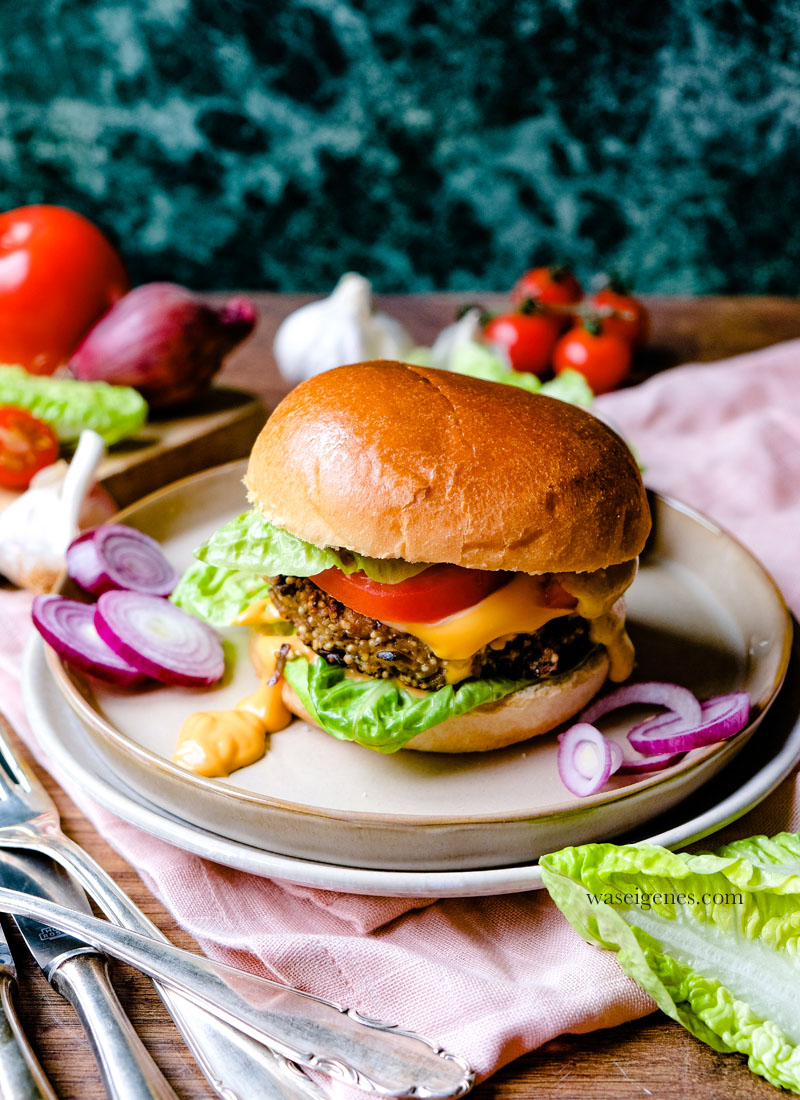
45;462;791;871
23;631;800;897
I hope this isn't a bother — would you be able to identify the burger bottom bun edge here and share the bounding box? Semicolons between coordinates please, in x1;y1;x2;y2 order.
280;647;610;754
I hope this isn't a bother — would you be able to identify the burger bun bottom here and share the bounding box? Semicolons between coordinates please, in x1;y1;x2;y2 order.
280;647;610;754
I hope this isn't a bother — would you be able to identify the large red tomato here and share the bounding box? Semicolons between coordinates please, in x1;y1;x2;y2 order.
0;206;129;374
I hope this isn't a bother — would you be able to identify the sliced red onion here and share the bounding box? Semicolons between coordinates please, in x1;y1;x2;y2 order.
94;590;224;687
608;740;624;775
67;525;179;598
32;595;146;686
580;681;702;728
617;746;686;773
628;692;751;755
557;723;616;797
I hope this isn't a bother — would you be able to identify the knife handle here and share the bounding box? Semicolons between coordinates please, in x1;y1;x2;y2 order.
0;975;56;1100
51;955;179;1100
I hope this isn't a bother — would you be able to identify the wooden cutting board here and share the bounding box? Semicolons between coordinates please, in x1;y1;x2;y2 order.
98;386;267;508
0;385;267;514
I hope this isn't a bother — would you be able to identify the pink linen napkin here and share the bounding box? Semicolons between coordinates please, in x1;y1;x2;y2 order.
6;337;800;1089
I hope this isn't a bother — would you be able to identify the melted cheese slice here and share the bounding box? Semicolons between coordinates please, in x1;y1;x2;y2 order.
386;574;574;683
387;561;638;685
556;561;638;682
234;598;285;626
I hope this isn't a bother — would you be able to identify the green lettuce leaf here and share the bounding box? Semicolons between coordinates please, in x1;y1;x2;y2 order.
540;840;800;1095
715;831;800;876
540;369;595;407
0;365;147;444
284;656;530;752
448;342;543;391
196;511;431;583
447;343;594;406
170;560;286;626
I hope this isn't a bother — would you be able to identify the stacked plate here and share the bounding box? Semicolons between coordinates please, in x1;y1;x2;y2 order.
23;462;797;898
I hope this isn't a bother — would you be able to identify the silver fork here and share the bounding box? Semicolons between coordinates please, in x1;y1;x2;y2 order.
0;712;325;1100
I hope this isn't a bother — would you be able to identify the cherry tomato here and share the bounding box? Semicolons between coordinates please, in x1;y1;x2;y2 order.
511;265;583;333
552;321;632;395
311;564;512;624
0;205;129;374
592;282;649;347
0;406;59;489
481;309;562;376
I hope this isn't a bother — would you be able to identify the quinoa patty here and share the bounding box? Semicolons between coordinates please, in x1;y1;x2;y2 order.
269;575;594;690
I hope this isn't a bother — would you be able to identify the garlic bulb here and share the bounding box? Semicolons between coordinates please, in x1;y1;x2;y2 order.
0;430;107;592
428;307;483;371
274;273;414;384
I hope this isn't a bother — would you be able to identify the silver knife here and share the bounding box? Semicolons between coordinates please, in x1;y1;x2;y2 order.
1;849;179;1100
0;917;56;1100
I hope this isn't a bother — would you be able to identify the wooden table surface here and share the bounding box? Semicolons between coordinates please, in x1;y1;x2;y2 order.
12;293;800;1099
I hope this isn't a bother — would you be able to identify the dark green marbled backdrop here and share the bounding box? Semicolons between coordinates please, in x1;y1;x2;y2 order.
3;0;799;292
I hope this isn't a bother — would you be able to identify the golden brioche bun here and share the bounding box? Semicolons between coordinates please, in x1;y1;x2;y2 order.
281;648;610;753
245;361;650;574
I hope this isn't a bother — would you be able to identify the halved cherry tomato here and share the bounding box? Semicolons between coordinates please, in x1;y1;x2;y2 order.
481;308;562;376
592;281;649;347
311;564;512;624
0;406;59;489
552;320;632;395
511;265;583;309
0;205;129;374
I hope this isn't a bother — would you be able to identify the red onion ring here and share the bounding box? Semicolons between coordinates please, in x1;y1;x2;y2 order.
32;595;146;686
580;680;702;727
616;747;686;773
94;590;224;687
557;723;617;797
67;525;179;598
628;692;751;755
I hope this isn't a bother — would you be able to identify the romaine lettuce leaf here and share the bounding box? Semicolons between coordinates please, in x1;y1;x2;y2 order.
283;656;530;752
448;342;543;392
715;831;800;876
170;560;279;626
195;511;431;583
540;841;800;1094
446;343;594;406
0;364;147;444
540;369;595;407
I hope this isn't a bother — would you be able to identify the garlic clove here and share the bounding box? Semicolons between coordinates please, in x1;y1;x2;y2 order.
0;430;108;592
273;272;414;384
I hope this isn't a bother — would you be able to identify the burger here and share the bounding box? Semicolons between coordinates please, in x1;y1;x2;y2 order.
176;360;651;754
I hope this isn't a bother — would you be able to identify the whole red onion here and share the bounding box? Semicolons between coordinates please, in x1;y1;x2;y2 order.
68;282;258;408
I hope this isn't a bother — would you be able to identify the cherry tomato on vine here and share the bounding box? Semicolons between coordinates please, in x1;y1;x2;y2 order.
552;320;632;395
481;308;562;376
592;280;649;347
511;265;583;331
312;564;512;624
0;205;129;374
0;406;59;489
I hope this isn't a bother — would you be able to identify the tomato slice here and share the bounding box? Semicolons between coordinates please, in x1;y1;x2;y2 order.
0;406;59;489
311;564;513;623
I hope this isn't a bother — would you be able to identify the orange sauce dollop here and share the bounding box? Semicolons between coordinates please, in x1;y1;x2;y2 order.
173;636;294;778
